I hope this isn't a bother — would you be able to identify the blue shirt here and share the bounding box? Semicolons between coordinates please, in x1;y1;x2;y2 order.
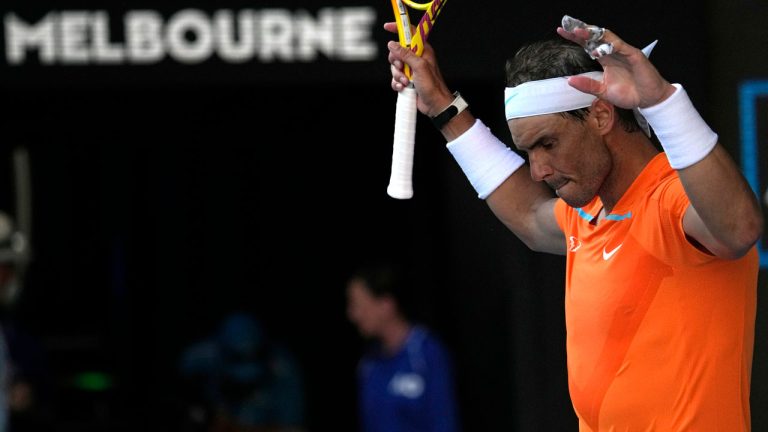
357;326;460;432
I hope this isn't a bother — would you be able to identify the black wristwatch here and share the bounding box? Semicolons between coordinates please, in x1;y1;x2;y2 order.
430;91;468;130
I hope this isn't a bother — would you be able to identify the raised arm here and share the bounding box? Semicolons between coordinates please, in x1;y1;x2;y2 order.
558;16;763;259
385;23;566;254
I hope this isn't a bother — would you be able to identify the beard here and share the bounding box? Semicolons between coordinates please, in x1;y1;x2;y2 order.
552;175;604;209
560;189;596;208
555;149;612;209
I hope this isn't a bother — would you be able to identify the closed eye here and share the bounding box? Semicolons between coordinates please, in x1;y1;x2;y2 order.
539;139;555;150
515;137;555;156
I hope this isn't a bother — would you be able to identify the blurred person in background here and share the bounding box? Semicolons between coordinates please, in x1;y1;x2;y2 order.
178;312;305;432
346;261;461;432
0;210;52;432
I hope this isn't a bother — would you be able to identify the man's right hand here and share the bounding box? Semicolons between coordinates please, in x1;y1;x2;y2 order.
384;21;454;118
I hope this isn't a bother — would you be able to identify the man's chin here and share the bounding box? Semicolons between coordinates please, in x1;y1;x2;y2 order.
560;193;593;208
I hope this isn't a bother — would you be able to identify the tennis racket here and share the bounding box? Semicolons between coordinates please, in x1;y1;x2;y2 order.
386;0;447;199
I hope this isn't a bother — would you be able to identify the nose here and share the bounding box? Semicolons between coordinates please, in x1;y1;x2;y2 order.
528;151;553;182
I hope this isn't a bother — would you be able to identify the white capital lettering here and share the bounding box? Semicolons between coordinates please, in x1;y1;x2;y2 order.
338;7;376;61
166;9;213;64
4;12;56;64
125;10;164;63
91;11;124;63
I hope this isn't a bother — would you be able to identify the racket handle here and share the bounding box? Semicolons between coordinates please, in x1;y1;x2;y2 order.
387;87;417;199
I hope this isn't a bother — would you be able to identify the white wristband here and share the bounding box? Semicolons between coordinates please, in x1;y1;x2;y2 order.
446;119;525;199
638;84;718;169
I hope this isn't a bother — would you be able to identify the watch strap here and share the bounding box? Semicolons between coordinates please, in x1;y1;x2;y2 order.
431;92;468;130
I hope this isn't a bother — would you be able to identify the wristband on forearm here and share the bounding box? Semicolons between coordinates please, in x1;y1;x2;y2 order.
446;119;525;199
638;84;718;169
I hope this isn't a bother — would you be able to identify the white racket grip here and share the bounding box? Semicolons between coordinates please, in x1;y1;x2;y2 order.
387;87;418;199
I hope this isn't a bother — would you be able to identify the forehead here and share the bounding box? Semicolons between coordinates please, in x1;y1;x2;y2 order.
507;113;570;148
347;279;376;301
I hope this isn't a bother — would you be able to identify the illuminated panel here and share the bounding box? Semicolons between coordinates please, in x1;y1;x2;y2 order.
739;80;768;268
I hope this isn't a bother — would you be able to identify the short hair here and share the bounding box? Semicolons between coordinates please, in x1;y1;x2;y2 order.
505;38;640;133
349;261;418;321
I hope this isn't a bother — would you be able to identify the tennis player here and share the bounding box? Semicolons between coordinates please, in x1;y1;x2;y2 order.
386;15;762;431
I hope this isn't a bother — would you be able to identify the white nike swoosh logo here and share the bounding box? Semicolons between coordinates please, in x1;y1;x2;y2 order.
602;244;623;260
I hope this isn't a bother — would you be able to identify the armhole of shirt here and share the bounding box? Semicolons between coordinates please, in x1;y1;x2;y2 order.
655;176;717;265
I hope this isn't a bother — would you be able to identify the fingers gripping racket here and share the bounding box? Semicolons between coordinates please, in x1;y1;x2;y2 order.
387;0;447;199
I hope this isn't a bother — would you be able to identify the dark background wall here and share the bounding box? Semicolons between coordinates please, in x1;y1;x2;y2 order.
0;0;765;431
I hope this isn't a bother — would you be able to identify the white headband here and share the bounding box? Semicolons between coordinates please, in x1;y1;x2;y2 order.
504;41;658;136
504;71;604;120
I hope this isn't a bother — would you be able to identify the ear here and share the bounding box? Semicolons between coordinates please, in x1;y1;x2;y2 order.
589;98;615;136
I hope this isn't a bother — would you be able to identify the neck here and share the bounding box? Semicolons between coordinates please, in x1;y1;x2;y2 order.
598;131;659;214
380;317;412;354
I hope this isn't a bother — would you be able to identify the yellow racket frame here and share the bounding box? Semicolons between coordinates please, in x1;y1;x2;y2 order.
390;0;445;78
